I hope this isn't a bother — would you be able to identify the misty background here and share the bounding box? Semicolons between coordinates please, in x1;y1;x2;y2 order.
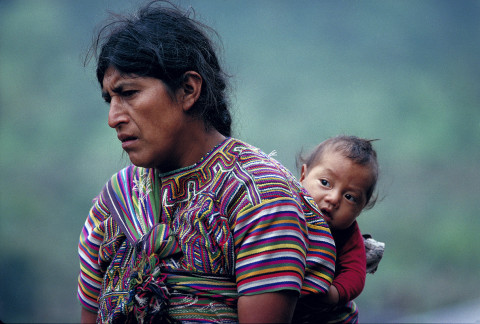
1;0;479;322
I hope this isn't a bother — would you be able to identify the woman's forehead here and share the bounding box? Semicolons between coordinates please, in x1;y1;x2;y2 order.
102;67;144;88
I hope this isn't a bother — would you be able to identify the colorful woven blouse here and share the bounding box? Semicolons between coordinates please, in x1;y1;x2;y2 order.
78;138;335;323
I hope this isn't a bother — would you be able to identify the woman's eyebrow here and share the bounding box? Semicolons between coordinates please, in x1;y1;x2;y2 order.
101;82;134;98
113;81;139;92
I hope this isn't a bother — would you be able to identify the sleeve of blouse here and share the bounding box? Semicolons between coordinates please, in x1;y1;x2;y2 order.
234;197;308;296
332;223;366;303
77;193;110;312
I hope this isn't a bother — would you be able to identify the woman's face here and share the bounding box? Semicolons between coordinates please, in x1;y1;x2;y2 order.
102;66;191;172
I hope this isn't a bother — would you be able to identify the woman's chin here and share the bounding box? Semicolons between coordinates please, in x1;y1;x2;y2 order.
127;155;151;168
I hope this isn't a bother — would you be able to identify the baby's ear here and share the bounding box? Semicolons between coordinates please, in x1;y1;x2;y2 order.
299;164;307;182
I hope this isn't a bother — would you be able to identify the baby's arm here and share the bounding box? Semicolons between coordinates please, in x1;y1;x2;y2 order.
330;224;367;304
317;284;340;305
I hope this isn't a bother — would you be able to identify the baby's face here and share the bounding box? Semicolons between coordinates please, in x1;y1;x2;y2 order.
300;150;374;230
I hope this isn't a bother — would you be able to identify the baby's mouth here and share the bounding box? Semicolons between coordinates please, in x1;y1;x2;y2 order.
320;208;332;221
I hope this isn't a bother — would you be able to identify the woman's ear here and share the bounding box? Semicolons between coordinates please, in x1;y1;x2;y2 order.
299;164;307;182
179;71;202;111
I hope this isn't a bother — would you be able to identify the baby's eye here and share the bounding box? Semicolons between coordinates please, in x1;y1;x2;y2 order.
320;179;330;187
345;194;357;203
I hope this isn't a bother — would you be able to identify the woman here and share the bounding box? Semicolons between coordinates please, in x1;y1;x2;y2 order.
78;2;335;323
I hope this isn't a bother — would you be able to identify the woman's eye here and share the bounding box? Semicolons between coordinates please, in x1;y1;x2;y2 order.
102;94;111;104
122;90;138;97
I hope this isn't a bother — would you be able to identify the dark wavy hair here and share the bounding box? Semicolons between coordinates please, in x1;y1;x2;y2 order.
87;0;232;136
298;135;380;209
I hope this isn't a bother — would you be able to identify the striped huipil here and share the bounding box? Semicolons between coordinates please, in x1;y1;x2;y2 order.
78;138;335;322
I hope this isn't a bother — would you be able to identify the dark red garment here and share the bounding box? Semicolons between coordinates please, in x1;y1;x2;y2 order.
331;221;366;304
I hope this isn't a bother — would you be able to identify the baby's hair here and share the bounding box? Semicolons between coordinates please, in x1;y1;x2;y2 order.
298;135;379;209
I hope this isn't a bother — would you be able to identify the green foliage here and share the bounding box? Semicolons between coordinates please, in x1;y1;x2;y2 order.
1;0;479;322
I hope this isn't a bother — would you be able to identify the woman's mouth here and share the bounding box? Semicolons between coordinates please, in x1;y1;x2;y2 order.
118;134;138;149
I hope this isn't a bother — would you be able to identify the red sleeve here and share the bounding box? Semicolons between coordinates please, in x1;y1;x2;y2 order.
331;222;366;304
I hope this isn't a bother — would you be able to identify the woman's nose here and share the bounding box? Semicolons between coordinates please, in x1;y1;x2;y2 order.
107;97;128;129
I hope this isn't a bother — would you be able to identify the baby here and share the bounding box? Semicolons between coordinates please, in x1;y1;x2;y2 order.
295;135;383;323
